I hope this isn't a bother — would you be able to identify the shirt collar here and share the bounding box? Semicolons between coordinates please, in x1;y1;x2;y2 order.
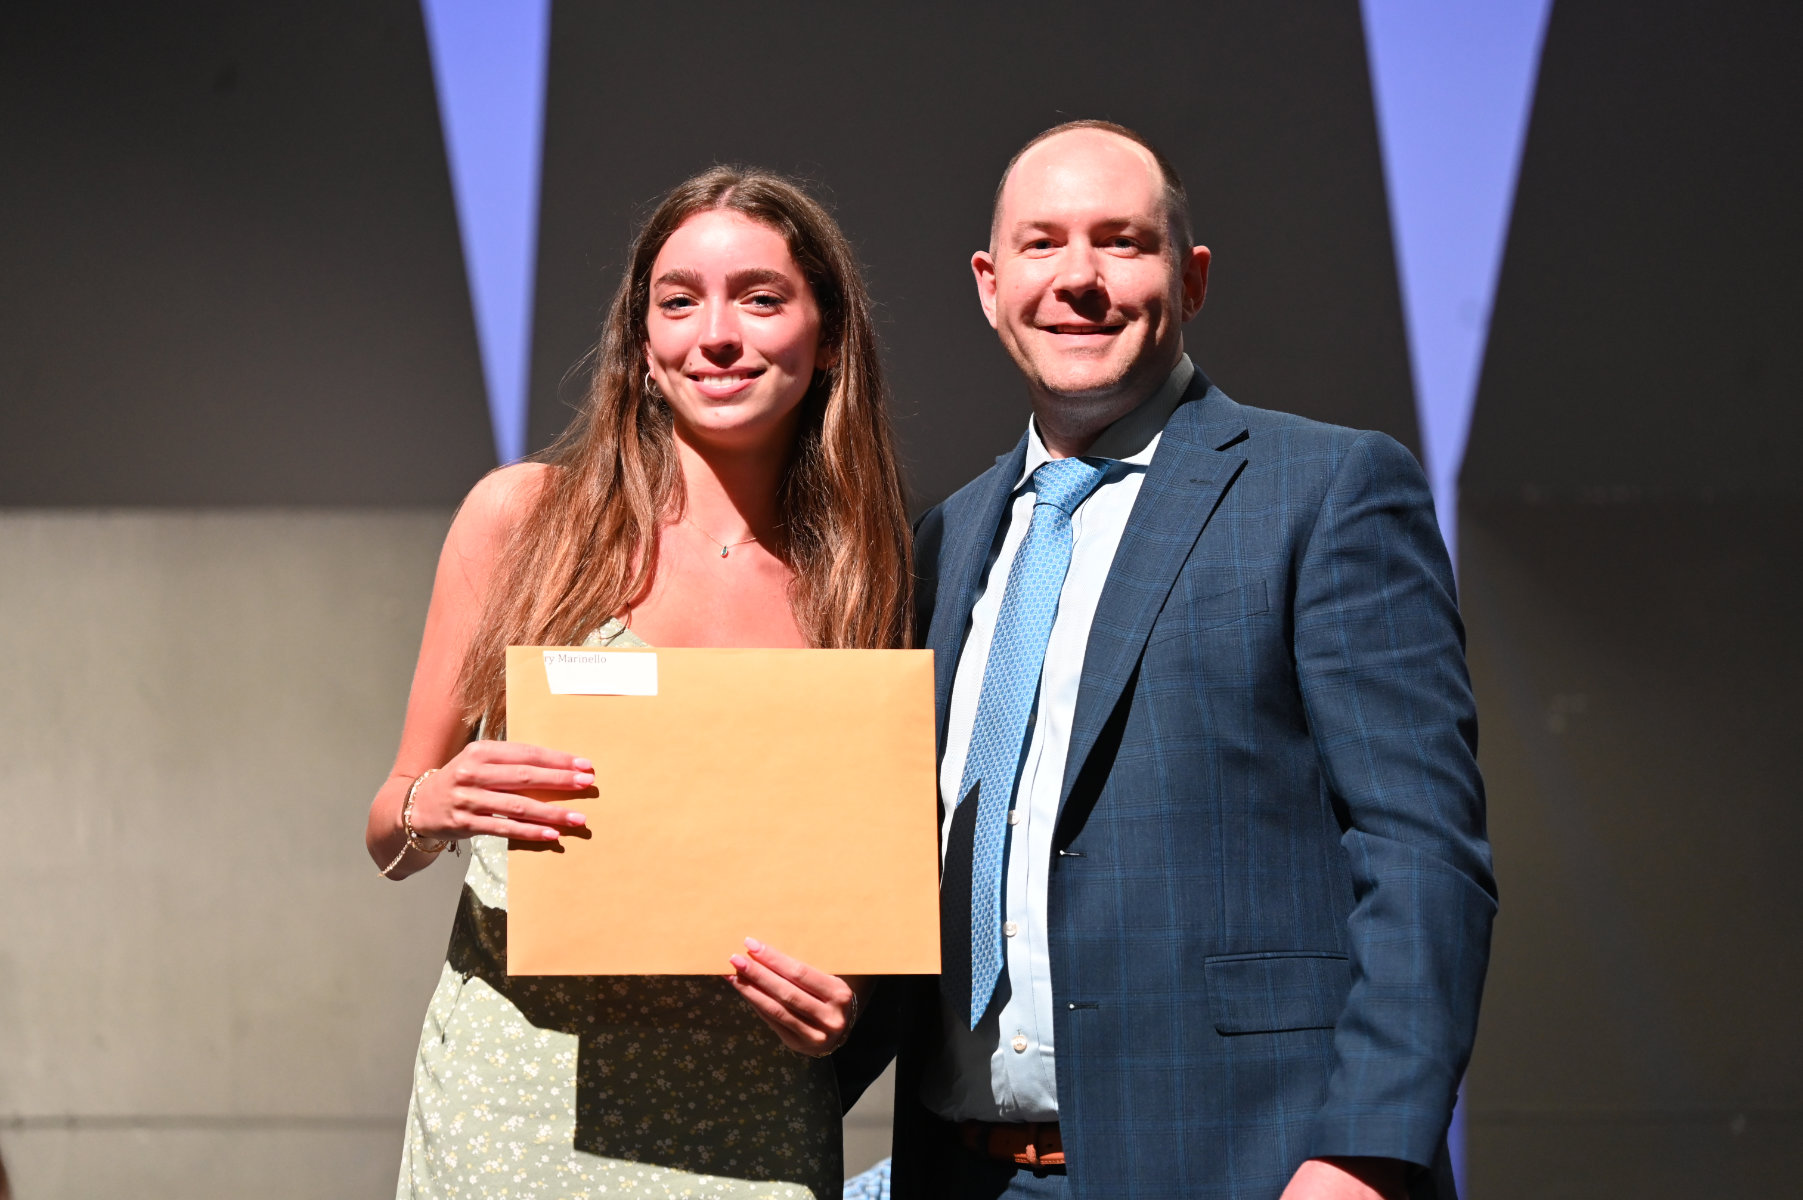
1017;354;1196;487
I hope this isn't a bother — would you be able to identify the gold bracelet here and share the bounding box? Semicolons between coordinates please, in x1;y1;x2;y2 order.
805;989;862;1058
404;768;451;853
377;768;449;878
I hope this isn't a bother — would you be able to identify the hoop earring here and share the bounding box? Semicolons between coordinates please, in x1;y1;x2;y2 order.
643;370;665;403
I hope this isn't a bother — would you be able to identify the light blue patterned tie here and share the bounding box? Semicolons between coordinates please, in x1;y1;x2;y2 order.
955;456;1104;1028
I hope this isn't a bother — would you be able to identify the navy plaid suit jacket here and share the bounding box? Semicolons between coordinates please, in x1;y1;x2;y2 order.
838;373;1495;1199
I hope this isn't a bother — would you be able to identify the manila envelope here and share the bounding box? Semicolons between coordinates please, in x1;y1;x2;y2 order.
504;645;941;976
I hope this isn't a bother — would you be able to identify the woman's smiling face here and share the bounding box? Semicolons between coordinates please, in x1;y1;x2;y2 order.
644;209;829;452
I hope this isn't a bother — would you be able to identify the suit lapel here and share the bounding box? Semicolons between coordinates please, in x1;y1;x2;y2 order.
1057;381;1249;817
930;435;1028;762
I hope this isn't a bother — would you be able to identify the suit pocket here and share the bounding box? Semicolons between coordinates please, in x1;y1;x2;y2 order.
1204;951;1350;1034
1150;577;1270;645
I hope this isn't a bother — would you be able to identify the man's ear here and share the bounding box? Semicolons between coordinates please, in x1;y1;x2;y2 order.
971;250;1000;331
1181;245;1211;322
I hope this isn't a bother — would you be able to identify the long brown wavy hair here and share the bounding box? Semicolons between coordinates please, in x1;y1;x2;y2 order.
457;166;912;730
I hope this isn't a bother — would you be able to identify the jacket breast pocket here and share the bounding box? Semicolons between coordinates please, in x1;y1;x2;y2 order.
1150;577;1270;645
1204;951;1350;1034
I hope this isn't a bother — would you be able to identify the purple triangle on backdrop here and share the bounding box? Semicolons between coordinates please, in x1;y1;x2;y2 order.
421;0;552;466
1361;0;1554;564
1360;5;1553;1188
1355;4;1557;1181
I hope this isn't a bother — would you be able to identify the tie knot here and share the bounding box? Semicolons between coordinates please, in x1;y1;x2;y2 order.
1030;457;1104;517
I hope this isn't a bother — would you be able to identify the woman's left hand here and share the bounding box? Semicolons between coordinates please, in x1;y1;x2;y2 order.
728;938;867;1057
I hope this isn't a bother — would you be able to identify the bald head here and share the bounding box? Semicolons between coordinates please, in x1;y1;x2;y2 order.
989;120;1193;255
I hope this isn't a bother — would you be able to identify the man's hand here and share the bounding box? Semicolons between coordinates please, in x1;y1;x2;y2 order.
1279;1157;1407;1200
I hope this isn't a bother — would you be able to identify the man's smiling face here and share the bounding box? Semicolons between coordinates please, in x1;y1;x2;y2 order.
974;128;1208;442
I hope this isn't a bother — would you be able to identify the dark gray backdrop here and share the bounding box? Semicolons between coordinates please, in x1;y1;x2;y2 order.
0;0;1418;507
1458;2;1802;1192
526;1;1418;507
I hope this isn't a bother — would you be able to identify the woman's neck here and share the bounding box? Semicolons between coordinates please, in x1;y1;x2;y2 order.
671;425;790;545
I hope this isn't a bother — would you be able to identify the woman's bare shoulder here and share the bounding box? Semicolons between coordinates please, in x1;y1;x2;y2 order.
448;462;558;550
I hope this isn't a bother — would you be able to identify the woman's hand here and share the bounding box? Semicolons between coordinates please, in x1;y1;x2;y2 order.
727;938;867;1057
408;740;595;843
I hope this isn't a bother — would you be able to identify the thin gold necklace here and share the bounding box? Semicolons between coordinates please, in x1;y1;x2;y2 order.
682;513;760;558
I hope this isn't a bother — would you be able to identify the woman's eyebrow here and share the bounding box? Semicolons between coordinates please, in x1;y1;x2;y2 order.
726;267;792;290
651;267;794;291
653;267;705;290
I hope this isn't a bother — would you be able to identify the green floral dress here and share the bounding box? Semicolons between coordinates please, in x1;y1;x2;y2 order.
395;621;841;1199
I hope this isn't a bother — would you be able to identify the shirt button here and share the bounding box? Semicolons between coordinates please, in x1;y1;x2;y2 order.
1003;921;1019;937
1008;810;1020;826
1011;1035;1029;1054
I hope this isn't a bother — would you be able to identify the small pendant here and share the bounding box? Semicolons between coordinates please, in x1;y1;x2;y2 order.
720;546;730;558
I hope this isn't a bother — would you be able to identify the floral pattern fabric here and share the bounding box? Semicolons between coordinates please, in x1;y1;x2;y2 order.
396;621;841;1199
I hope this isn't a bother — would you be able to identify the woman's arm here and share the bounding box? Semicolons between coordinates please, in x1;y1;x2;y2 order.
365;463;592;879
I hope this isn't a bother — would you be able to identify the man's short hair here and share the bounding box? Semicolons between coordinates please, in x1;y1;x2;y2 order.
990;119;1194;253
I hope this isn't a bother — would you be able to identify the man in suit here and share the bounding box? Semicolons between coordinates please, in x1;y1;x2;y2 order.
838;121;1495;1199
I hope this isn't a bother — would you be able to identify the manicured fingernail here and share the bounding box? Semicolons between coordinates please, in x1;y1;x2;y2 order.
542;828;559;840
744;937;765;954
574;758;593;771
574;772;595;786
729;955;750;972
568;813;587;826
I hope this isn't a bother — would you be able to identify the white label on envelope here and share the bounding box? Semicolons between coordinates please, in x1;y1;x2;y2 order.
542;650;658;696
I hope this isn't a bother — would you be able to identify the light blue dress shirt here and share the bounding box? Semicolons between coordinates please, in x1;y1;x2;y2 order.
922;356;1196;1123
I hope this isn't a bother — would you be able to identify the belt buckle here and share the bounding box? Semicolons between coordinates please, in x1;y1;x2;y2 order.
961;1118;1064;1169
1001;1121;1060;1168
1009;1122;1040;1167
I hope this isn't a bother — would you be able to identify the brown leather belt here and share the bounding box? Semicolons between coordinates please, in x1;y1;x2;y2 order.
958;1119;1065;1167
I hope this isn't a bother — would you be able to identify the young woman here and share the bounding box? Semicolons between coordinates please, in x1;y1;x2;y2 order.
367;167;911;1199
